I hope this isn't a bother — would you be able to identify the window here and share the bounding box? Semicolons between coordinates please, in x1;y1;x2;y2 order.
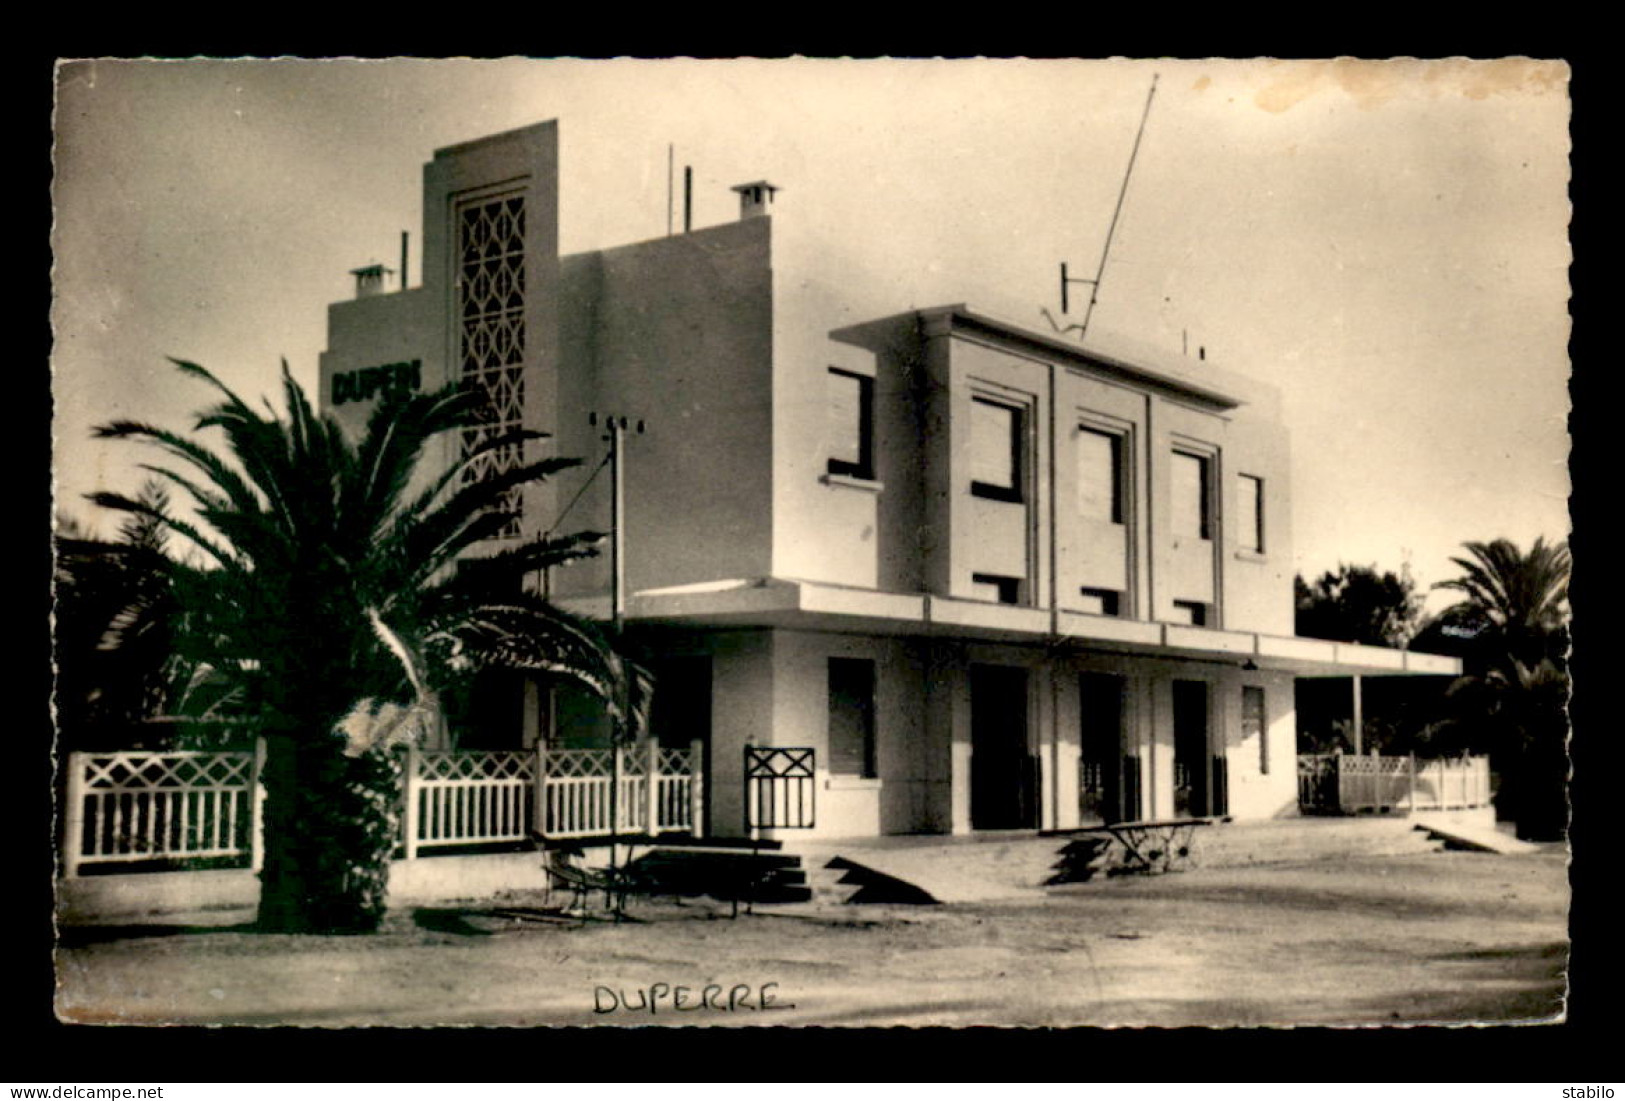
1078;427;1124;523
1078;588;1121;616
828;658;877;778
1172;600;1208;627
1171;450;1211;539
826;368;874;480
971;396;1023;502
971;573;1023;605
1237;474;1264;553
1243;686;1267;774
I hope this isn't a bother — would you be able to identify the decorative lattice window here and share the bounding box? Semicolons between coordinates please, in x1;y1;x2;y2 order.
458;194;527;537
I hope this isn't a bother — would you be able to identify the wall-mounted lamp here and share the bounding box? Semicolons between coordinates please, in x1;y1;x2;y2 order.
1241;659;1260;671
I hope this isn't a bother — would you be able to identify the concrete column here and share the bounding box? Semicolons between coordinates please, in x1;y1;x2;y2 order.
1352;674;1364;755
1148;678;1176;819
644;737;660;834
250;737;267;874
689;737;706;836
1053;664;1082;832
532;739;547;837
62;752;86;878
401;741;420;861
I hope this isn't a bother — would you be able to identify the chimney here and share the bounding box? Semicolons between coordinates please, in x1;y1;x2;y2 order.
731;181;780;220
350;263;393;300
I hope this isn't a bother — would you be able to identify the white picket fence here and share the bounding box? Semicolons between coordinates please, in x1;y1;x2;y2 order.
62;741;702;877
1298;753;1491;815
405;749;538;857
539;745;701;840
62;749;264;877
1411;756;1493;812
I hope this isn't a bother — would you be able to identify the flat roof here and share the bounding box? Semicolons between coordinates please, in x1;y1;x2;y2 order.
909;304;1281;412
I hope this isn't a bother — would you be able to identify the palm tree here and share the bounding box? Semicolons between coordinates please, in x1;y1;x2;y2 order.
90;359;648;933
1435;537;1570;667
1433;537;1571;840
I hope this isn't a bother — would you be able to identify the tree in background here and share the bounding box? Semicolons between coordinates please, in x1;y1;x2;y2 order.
52;482;182;750
90;360;649;933
1295;563;1424;648
1294;563;1428;754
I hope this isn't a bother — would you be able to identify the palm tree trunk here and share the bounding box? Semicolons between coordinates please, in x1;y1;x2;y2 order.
257;733;403;934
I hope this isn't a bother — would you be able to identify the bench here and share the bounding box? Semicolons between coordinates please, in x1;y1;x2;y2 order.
529;833;789;919
620;849;795;918
539;844;631;917
1052;817;1220;881
531;833;662;920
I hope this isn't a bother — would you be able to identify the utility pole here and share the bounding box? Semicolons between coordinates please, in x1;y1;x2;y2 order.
591;412;645;634
610;416;626;636
589;411;645;895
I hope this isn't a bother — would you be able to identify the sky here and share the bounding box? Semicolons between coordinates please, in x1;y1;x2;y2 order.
50;57;1572;614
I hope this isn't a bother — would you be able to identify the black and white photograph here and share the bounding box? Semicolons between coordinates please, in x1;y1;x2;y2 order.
49;57;1572;1030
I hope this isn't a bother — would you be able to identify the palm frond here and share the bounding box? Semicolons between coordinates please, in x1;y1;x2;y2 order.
418;531;607;605
393;454;589;576
93;419;266;521
85;490;236;568
387;425;570;532
91;358;647;754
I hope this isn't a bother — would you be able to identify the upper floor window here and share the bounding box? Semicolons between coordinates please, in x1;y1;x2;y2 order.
971;396;1024;502
1171;599;1208;627
1237;473;1264;553
971;573;1023;605
826;368;874;480
1171;450;1212;540
1078;426;1125;524
1079;587;1122;617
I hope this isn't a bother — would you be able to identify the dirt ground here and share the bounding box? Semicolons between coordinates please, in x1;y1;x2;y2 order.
53;849;1568;1028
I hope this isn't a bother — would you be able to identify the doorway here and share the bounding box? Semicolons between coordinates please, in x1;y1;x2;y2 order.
649;656;712;832
970;664;1037;829
1172;679;1213;817
1079;673;1130;824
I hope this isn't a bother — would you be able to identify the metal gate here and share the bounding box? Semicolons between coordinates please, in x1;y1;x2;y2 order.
744;746;816;832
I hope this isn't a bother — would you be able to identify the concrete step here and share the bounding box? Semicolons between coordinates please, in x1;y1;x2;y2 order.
790;816;1463;902
1411;814;1543;855
792;836;1064;903
799;856;864;904
1189;817;1444;868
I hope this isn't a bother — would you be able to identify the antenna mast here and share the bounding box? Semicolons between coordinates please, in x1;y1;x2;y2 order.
1060;72;1159;339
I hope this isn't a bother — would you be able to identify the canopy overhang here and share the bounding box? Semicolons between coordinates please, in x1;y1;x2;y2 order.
558;578;1461;678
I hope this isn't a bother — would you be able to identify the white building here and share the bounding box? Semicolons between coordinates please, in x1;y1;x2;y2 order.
319;120;1460;841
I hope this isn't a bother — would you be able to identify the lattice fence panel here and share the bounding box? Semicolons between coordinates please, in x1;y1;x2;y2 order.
657;746;694;776
68;750;256;870
414;750;537;848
